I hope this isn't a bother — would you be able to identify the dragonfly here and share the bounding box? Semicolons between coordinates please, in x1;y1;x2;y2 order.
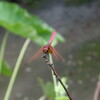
28;29;64;63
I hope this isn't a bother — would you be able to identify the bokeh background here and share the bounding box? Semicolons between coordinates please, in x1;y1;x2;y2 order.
0;0;100;100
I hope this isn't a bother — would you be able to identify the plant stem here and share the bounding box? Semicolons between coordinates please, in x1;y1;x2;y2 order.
49;54;58;97
42;53;72;100
93;73;100;100
0;31;9;74
4;39;31;100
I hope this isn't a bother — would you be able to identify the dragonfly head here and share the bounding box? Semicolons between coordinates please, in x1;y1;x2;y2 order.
43;44;49;53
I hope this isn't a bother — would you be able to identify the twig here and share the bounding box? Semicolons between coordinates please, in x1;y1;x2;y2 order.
42;53;72;100
93;74;100;100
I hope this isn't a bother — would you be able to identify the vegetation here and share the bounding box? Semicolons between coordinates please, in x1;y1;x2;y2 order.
0;1;66;100
38;77;69;100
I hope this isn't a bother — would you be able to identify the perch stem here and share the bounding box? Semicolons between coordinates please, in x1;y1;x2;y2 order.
93;73;100;100
0;31;9;74
4;39;30;100
42;53;72;100
49;54;58;97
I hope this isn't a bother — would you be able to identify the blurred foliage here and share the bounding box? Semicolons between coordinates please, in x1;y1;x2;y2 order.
38;77;69;100
56;77;68;96
65;0;95;6
0;0;46;7
0;61;12;76
0;1;64;46
38;78;56;100
56;96;69;100
23;0;46;8
0;0;20;3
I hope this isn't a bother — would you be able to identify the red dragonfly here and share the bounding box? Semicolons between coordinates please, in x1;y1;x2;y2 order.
29;29;64;63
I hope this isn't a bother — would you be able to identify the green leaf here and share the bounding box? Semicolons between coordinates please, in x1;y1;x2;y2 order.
56;96;69;100
38;78;56;100
1;61;12;76
56;77;68;96
0;1;65;46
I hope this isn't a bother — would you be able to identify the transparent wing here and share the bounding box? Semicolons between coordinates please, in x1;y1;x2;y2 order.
49;46;65;61
28;47;43;63
49;29;56;44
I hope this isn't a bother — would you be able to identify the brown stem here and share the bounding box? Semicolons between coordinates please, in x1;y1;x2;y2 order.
42;53;72;100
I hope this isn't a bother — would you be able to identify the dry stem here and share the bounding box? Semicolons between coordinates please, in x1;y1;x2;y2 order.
42;53;72;100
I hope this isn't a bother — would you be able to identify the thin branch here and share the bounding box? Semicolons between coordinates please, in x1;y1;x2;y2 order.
93;73;100;100
42;53;72;100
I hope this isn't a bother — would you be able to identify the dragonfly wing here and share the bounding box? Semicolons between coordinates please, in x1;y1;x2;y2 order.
50;46;65;61
49;46;59;60
49;29;56;44
28;47;43;63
